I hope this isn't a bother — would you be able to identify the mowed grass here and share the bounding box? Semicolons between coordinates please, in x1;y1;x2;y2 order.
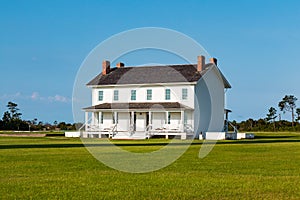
0;132;300;199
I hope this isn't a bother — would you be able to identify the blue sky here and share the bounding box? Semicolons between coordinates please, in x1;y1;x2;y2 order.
0;0;300;123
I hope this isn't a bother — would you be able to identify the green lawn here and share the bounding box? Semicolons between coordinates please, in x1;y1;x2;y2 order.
0;132;300;199
0;131;65;134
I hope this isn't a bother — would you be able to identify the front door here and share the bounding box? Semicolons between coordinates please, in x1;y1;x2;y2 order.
135;112;146;131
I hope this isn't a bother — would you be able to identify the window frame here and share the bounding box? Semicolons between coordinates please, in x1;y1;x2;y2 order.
146;89;152;100
98;90;104;101
182;88;188;100
131;90;136;101
165;89;171;100
113;90;119;101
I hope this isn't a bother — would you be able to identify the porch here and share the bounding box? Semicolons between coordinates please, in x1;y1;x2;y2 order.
82;103;194;139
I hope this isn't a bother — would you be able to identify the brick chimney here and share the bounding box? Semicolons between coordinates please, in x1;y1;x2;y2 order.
209;57;218;66
116;62;124;68
102;60;110;75
197;55;205;72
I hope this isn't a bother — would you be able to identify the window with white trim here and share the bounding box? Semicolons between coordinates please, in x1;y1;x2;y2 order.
165;89;170;100
98;91;103;101
131;90;136;100
147;89;152;100
182;88;188;100
113;90;119;101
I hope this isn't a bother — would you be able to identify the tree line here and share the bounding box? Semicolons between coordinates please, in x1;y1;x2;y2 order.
0;101;81;131
230;95;300;132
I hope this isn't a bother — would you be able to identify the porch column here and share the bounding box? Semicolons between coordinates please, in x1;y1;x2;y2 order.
114;111;118;125
148;111;152;125
85;112;88;131
131;111;134;131
181;110;184;131
92;112;96;125
98;112;102;126
191;110;194;129
94;112;99;125
165;111;169;125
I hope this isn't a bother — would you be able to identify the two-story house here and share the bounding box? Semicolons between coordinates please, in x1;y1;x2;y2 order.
83;55;231;139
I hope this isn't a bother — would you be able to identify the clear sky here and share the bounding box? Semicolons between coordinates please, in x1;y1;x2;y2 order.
0;0;300;123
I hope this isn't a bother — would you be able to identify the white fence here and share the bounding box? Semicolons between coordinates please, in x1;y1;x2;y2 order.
65;132;81;137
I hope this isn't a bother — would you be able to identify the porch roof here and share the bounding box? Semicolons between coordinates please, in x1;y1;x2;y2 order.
83;102;192;111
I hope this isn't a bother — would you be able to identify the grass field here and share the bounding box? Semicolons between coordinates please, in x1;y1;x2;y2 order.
1;132;300;199
0;131;65;136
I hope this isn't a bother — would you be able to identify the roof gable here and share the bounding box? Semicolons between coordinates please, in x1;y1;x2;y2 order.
204;63;231;88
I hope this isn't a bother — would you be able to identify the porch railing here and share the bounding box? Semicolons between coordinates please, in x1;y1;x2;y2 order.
228;121;238;133
86;124;102;131
78;117;92;137
184;124;194;134
109;124;117;138
129;125;135;136
145;124;153;138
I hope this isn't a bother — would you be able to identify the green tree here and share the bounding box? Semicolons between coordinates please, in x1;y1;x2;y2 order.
2;111;11;122
32;118;38;125
278;95;297;128
7;101;22;119
58;122;67;130
296;108;300;122
266;107;277;131
1;102;25;130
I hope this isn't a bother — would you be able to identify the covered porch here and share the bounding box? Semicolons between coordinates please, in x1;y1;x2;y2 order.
82;102;194;139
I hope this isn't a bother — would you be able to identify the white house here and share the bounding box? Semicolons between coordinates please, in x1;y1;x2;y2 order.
82;55;231;139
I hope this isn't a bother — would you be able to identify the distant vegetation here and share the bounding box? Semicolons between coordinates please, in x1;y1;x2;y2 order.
230;95;300;132
230;119;300;132
0;101;81;131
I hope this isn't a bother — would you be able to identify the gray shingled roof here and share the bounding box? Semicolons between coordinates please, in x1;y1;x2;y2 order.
87;63;231;88
83;102;191;110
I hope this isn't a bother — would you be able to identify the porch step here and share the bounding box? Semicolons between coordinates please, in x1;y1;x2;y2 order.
112;131;146;140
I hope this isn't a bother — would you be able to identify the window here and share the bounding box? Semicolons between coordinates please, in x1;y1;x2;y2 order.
147;89;152;100
168;112;171;124
165;89;171;100
98;91;103;101
182;88;188;100
131;90;136;100
114;90;119;101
